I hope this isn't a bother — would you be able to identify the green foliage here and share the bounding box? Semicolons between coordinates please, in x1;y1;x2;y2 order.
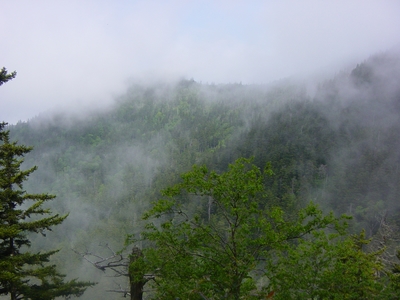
0;122;94;299
378;249;400;299
0;68;16;86
273;229;385;299
131;158;346;299
6;51;400;298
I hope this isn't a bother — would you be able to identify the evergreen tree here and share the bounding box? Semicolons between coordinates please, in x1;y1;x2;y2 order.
0;122;93;299
0;68;16;86
0;70;93;299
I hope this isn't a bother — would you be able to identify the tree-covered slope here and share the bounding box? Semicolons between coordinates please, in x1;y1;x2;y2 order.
6;50;400;299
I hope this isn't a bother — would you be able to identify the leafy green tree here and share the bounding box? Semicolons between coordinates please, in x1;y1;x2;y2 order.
273;229;385;299
329;231;384;299
129;158;344;299
0;121;94;299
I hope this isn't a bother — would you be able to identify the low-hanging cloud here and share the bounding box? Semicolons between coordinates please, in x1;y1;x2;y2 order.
1;0;400;124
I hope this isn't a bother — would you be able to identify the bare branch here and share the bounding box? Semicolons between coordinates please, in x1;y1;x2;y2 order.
72;245;129;274
106;282;130;297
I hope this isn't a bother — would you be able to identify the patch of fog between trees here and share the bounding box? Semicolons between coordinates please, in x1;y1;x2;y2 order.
309;51;400;229
18;136;166;295
31;141;163;227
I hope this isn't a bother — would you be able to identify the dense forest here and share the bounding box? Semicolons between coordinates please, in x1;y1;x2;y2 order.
2;50;400;299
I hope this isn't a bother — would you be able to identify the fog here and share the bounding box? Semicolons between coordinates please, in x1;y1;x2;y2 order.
1;0;400;124
2;1;400;298
2;47;399;298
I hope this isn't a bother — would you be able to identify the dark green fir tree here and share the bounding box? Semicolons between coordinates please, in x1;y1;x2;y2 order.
0;123;93;299
0;70;93;299
0;68;16;86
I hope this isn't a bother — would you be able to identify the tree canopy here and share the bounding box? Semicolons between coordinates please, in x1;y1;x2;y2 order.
128;158;350;299
5;51;400;298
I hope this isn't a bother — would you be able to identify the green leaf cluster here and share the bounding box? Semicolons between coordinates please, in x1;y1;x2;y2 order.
273;229;387;299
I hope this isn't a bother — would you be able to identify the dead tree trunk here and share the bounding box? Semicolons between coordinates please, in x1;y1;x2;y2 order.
129;247;145;300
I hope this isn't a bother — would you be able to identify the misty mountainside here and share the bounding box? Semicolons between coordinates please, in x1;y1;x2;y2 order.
7;50;400;298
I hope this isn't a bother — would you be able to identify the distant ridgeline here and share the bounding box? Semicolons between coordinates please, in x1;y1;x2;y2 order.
8;50;400;298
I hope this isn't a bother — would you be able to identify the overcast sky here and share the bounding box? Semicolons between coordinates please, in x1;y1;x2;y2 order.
1;0;400;124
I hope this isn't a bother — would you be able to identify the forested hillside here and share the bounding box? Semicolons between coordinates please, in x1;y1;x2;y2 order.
6;50;400;299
